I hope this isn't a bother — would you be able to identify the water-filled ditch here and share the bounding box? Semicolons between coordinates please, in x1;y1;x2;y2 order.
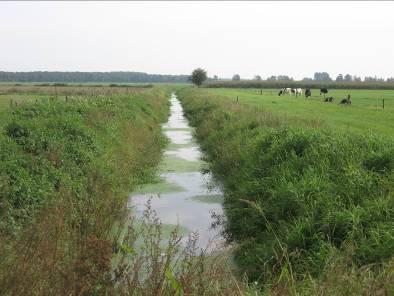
129;93;223;248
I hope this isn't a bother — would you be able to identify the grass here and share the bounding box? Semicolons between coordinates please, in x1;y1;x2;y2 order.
0;84;259;295
177;87;394;295
0;85;172;294
205;88;394;137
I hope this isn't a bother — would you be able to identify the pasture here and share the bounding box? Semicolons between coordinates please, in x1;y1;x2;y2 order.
177;87;394;293
205;88;394;137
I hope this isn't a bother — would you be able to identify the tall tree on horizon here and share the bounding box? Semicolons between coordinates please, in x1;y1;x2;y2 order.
190;68;207;87
232;74;241;81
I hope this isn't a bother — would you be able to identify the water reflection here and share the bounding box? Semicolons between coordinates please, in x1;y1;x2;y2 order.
130;93;223;248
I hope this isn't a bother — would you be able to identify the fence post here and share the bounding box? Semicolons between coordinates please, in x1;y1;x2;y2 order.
260;89;262;95
237;96;239;102
383;98;385;110
10;99;13;107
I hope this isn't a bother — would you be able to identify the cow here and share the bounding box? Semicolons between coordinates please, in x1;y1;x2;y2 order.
320;88;328;100
305;89;311;98
320;88;328;95
283;88;292;95
324;96;334;102
295;88;303;97
339;94;351;105
278;88;292;96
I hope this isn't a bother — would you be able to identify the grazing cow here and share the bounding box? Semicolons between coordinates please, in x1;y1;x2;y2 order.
305;89;311;98
339;94;351;105
295;88;303;97
320;88;328;95
324;96;334;102
320;88;328;100
279;88;292;96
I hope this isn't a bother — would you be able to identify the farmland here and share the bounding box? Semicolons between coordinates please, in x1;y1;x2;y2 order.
204;88;394;137
0;83;393;295
177;86;394;295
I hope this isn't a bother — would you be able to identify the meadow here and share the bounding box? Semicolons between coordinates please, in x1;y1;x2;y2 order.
177;87;394;295
1;83;393;295
205;88;394;137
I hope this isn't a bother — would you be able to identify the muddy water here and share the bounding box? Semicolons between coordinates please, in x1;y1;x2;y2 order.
129;93;223;248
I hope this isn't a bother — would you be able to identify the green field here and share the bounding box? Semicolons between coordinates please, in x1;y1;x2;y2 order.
1;84;393;295
177;87;394;294
205;88;394;137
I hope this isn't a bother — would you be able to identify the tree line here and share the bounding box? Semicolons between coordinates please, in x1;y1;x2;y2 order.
0;71;190;83
211;72;394;83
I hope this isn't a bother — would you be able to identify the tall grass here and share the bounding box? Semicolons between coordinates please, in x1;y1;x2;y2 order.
0;86;260;295
177;88;394;294
0;87;171;293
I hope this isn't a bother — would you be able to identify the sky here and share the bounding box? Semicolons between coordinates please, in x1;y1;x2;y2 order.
1;1;394;80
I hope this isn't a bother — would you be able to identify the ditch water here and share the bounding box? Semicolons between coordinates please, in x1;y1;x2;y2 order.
129;93;224;249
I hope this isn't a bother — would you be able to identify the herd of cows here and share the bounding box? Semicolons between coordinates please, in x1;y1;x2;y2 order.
278;87;352;105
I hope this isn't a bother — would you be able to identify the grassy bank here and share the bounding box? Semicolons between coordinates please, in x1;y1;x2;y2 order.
177;88;394;295
0;85;258;295
0;86;170;294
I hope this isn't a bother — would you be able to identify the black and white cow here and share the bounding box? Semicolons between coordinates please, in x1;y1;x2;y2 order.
305;89;311;98
295;88;303;97
339;94;351;105
278;88;292;96
324;96;334;103
320;88;328;95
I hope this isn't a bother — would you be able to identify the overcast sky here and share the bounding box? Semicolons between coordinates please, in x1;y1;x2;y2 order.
1;1;394;79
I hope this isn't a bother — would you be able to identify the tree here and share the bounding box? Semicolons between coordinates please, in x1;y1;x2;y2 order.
267;76;277;81
254;75;262;81
213;75;218;80
344;74;353;82
190;68;207;87
314;72;332;81
232;74;241;81
336;74;344;82
277;75;293;81
0;71;190;83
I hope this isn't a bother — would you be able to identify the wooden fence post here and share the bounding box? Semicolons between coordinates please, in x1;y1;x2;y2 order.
383;98;385;110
